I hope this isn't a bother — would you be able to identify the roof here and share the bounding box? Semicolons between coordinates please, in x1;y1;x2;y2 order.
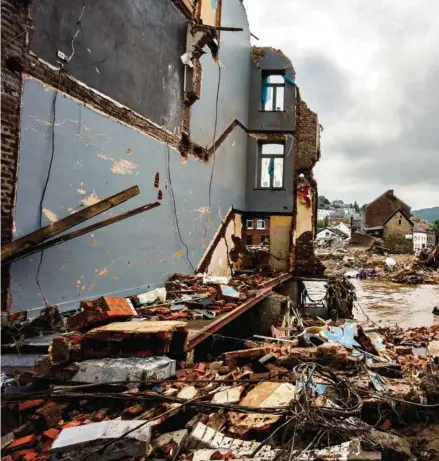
414;221;434;233
317;227;349;239
364;226;384;231
383;207;413;227
366;190;411;213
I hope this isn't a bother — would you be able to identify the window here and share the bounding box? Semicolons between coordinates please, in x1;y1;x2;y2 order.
398;219;402;225
259;143;284;189
246;219;253;229
262;74;285;111
246;235;253;245
257;219;265;230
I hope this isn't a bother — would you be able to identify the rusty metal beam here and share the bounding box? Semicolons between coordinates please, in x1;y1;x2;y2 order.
186;273;292;350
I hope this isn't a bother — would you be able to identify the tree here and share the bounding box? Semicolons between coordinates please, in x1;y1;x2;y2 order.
354;201;360;213
433;219;439;240
317;219;326;229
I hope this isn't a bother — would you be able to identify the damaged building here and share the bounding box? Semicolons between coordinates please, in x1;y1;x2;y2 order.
362;190;414;253
1;0;322;317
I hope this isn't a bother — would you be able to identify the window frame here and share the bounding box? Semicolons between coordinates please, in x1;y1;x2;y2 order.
261;73;285;112
256;219;266;230
258;142;285;190
246;219;253;229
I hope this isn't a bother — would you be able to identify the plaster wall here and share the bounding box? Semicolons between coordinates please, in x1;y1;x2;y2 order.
10;77;247;312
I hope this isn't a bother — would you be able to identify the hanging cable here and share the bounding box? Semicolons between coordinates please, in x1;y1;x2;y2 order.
204;62;222;238
67;1;88;62
35;73;63;307
166;143;196;273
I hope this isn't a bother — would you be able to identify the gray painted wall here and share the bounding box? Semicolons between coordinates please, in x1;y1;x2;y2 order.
245;135;294;213
30;0;187;132
190;0;251;147
11;78;247;312
248;49;296;132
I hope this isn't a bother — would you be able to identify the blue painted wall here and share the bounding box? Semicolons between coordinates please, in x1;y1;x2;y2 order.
11;78;247;312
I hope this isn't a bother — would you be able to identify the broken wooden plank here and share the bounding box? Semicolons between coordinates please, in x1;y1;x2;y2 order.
3;201;160;264
1;185;140;263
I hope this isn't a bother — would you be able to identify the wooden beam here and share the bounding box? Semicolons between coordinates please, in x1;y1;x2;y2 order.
3;201;161;265
1;186;139;262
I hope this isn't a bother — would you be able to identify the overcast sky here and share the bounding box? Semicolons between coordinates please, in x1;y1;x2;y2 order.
245;0;439;209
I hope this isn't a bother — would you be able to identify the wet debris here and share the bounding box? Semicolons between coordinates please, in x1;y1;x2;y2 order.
2;273;439;461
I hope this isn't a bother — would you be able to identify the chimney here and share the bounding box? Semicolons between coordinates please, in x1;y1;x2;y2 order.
386;189;394;196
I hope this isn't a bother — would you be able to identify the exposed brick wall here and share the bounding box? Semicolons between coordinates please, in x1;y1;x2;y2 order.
1;0;28;312
365;190;411;228
1;0;27;244
292;89;324;276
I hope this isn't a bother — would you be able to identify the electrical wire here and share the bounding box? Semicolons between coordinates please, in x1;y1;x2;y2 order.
203;62;222;238
166;143;196;272
35;73;63;307
67;1;88;62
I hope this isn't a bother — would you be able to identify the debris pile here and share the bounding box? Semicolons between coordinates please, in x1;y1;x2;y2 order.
318;244;439;285
2;295;439;460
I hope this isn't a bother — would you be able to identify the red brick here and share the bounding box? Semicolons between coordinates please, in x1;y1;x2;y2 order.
42;428;59;440
67;296;136;331
5;434;36;451
61;420;81;429
18;400;45;412
48;332;83;365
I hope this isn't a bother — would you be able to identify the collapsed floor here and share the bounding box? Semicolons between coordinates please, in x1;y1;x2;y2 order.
1;273;439;461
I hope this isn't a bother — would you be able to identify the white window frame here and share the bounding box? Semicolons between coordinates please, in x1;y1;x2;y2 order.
262;74;285;112
257;219;265;230
246;219;253;229
259;142;285;189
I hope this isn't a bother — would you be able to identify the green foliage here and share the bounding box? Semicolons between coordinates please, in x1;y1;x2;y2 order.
433;219;439;239
412;207;439;223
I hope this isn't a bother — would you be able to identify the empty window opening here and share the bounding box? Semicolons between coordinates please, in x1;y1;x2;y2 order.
398;219;402;225
246;219;253;229
259;143;284;189
246;235;253;245
257;219;266;230
261;74;285;111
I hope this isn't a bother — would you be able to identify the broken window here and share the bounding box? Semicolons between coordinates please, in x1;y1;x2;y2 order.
259;143;284;189
261;74;285;111
246;219;253;229
257;219;265;230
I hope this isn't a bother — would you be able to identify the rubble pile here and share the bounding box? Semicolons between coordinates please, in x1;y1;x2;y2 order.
2;297;439;460
318;245;439;285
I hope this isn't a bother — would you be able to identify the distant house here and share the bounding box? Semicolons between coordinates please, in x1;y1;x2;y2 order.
413;221;436;251
316;227;349;242
363;190;413;253
317;209;332;220
333;222;351;238
245;217;270;246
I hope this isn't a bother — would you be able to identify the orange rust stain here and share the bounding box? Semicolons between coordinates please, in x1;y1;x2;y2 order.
173;250;185;260
91;240;98;247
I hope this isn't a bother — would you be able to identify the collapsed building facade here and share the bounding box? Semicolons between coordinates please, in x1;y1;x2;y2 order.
1;0;322;315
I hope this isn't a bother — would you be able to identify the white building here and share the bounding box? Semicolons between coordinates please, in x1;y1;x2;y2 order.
316;227;349;241
333;222;351;238
413;222;436;251
317;209;331;220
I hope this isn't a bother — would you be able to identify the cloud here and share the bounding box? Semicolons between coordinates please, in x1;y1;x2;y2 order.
244;0;439;208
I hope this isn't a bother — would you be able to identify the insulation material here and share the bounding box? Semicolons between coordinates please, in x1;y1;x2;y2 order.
269;216;292;271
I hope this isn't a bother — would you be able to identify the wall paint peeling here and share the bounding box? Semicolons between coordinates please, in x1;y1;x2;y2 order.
11;77;246;312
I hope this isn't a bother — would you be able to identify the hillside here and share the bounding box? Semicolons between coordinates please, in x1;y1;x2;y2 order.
412;207;439;223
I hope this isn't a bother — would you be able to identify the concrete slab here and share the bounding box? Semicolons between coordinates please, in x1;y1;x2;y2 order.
71;357;176;383
51;420;151;461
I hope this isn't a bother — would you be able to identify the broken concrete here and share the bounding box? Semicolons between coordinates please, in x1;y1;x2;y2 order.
71;356;176;384
51;420;151;461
